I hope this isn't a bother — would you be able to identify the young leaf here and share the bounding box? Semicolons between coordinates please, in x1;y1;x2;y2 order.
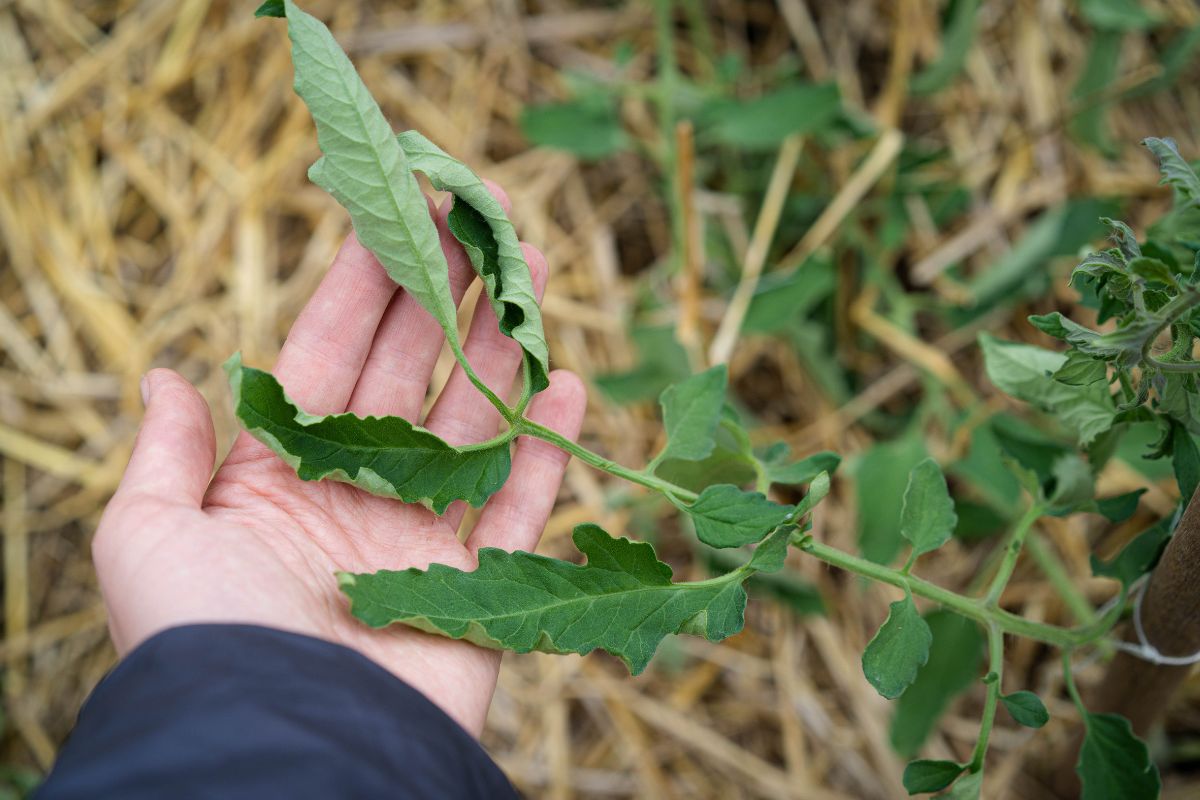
685;484;794;548
747;525;793;573
891;611;985;757
862;594;933;700
794;471;831;519
979;334;1116;445
759;443;841;485
1000;691;1049;728
902;760;965;795
1077;712;1161;800
656;366;727;463
225;354;509;514
266;1;459;343
339;524;751;675
395;131;550;393
943;770;983;799
1144;137;1200;202
900;458;957;560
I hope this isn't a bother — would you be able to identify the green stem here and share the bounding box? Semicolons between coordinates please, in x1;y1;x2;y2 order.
969;622;1004;771
984;502;1045;607
449;339;518;423
1141;285;1200;372
516;418;699;502
1063;649;1086;713
795;536;1121;648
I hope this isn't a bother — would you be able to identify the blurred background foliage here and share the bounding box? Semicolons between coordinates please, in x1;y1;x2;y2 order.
2;0;1200;797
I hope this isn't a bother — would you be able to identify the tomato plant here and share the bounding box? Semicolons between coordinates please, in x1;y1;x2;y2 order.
239;3;1198;797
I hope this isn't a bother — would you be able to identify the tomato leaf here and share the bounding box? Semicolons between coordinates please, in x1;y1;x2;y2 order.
863;594;933;700
943;769;983;799
1077;712;1161;800
902;760;965;795
340;524;753;675
891;611;985;757
1090;515;1173;589
267;1;460;344
396;131;550;393
900;458;957;559
759;444;841;485
979;333;1116;445
225;354;510;514
1001;691;1049;728
1145;136;1200;202
655;366;728;464
685;484;794;548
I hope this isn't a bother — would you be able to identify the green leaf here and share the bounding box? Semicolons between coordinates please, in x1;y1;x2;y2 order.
268;1;459;342
900;458;957;559
396;131;550;393
1077;712;1161;800
1049;453;1096;508
942;770;982;799
1171;419;1200;500
1094;488;1145;522
1127;256;1179;288
254;0;284;16
656;366;728;463
706;82;841;151
594;325;690;404
224;354;509;514
857;430;928;564
520;100;628;160
743;253;835;333
794;471;832;519
979;333;1116;445
760;443;841;485
1000;690;1049;728
911;0;980;94
656;411;759;491
747;525;793;573
1080;0;1156;30
902;760;965;795
890;611;985;757
863;594;933;700
1071;30;1123;154
685;484;794;548
1028;311;1157;367
1090;515;1173;589
340;524;750;675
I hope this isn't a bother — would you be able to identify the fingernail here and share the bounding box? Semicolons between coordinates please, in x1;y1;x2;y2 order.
140;374;152;406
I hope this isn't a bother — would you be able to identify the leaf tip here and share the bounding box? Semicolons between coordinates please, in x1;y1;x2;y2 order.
254;0;286;18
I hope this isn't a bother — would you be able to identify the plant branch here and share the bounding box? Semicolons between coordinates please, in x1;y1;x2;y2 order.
515;418;699;502
984;501;1045;607
794;536;1122;649
969;622;1005;772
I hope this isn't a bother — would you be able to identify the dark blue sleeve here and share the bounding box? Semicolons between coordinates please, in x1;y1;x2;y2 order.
36;624;517;800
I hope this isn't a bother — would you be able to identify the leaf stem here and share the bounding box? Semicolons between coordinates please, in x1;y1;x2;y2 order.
983;502;1045;607
1026;533;1096;625
794;536;1120;648
515;418;699;502
1141;285;1200;372
448;339;519;423
969;622;1004;772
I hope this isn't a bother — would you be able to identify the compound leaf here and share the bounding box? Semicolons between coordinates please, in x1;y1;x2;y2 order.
340;524;751;675
1077;712;1161;800
225;354;509;514
1001;691;1050;728
686;484;795;548
863;594;933;700
268;1;459;342
656;366;727;464
396;131;550;393
900;458;957;559
902;760;965;795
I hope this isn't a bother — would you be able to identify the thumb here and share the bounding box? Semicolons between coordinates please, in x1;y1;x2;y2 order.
112;369;217;509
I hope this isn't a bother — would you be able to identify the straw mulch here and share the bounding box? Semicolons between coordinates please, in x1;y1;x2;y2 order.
2;1;1199;798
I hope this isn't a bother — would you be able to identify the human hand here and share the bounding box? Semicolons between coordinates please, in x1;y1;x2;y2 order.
93;185;586;735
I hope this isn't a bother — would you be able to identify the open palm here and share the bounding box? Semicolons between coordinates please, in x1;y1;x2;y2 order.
93;186;586;735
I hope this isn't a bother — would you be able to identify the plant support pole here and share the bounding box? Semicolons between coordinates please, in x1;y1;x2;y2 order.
1092;486;1200;734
